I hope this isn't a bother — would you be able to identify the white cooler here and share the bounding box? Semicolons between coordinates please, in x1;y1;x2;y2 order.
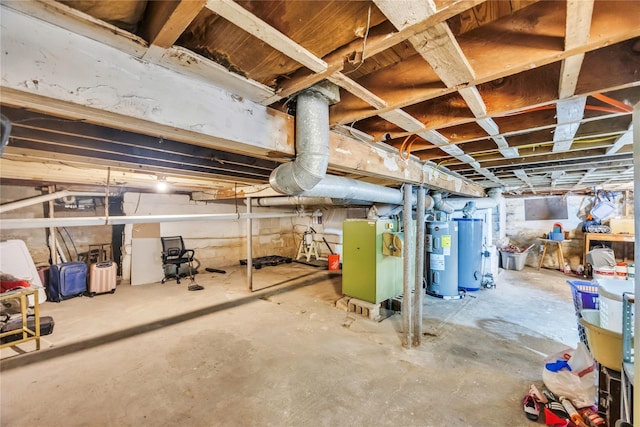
596;278;635;333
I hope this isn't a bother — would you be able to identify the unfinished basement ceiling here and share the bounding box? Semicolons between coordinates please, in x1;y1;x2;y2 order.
0;0;638;197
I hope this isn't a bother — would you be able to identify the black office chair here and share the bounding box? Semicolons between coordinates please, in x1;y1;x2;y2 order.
160;236;197;285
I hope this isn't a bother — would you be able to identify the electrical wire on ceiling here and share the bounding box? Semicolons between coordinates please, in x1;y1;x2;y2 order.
572;136;619;144
344;5;371;75
433;158;457;172
399;134;417;160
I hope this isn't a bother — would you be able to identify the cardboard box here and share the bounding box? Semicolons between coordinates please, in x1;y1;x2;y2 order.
608;218;634;234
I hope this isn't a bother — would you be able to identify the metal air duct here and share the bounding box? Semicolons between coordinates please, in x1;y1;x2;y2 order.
270;82;340;194
269;81;433;206
431;192;454;214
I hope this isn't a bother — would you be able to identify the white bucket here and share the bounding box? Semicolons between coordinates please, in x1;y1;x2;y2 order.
615;263;628;280
593;266;615;280
596;279;635;333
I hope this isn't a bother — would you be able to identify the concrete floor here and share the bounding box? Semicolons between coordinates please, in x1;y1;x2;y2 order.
1;263;580;426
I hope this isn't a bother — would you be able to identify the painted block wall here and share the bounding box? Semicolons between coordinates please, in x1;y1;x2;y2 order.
504;193;634;270
121;192;370;284
0;185;112;266
122;192;300;283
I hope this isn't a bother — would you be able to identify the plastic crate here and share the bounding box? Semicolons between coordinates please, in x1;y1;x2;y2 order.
567;280;599;349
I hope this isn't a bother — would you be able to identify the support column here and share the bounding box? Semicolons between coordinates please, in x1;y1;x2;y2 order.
402;184;413;349
413;186;425;346
632;101;639;426
246;197;253;291
47;186;59;265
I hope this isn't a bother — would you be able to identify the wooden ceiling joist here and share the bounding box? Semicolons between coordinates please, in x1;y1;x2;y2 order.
558;0;594;99
204;0;327;74
330;1;640;126
141;0;206;49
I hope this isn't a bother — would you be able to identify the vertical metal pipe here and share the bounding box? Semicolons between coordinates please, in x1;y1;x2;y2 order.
402;184;413;349
246;197;253;291
413;186;425;346
47;186;59;265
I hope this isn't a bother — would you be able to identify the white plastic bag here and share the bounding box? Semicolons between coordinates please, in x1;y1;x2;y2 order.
542;343;596;408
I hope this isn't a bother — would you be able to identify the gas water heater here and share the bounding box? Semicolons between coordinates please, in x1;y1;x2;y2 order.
425;220;459;298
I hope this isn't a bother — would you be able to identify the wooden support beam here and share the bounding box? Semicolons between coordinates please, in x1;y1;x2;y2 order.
374;0;475;88
0;5;482;196
0;7;294;158
331;1;640;125
553;97;587;152
328;132;484;196
363;0;486;60
458;86;487;117
149;46;276;104
204;0;327;73
558;0;594;98
0;157;230;192
141;0;206;48
327;73;388;110
559;54;585;99
513;169;536;193
271;0;483;107
192;130;487;199
263;62;343;105
564;0;595;50
3;0;148;57
3;0;277;105
378;110;425;132
606;125;634;155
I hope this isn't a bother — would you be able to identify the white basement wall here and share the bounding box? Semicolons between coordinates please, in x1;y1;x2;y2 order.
121;193;362;285
123;193;291;284
504;193;634;270
0;184;113;265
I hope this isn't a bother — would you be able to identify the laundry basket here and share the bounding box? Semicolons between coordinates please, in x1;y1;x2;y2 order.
567;280;599;349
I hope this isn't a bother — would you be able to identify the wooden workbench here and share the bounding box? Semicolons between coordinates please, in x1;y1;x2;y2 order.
583;232;635;265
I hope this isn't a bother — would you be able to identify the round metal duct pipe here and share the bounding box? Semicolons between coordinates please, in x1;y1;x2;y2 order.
269;83;339;194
